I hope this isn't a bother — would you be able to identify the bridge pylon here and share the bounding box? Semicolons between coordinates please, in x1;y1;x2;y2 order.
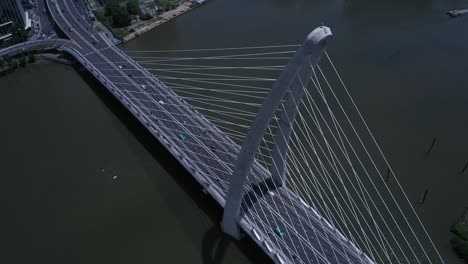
222;26;333;239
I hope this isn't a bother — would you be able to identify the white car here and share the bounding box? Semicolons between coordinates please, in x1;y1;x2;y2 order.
158;100;165;105
141;85;146;89
118;65;122;69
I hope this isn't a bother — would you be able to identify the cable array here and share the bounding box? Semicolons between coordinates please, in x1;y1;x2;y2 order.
88;43;444;264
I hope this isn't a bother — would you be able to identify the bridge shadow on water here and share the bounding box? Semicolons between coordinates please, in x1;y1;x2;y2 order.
72;63;273;264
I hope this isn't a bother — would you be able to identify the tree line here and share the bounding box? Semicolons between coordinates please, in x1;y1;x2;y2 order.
96;0;149;28
0;54;37;74
96;0;183;29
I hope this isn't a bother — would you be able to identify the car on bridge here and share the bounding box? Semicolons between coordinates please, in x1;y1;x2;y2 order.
274;226;285;237
179;133;186;141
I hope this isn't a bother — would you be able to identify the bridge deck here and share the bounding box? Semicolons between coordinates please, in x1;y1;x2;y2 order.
0;39;70;58
41;0;374;263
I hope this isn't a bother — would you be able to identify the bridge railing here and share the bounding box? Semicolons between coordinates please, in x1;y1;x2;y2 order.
0;39;71;59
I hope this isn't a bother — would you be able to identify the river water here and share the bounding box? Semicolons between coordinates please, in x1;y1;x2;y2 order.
1;0;468;263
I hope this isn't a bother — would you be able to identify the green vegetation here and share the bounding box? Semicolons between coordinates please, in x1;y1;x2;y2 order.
27;54;36;63
139;13;153;21
126;0;141;15
103;0;132;28
10;25;29;44
452;239;468;260
0;25;29;48
19;57;26;67
451;209;468;262
453;223;468;241
94;0;145;39
147;2;157;9
0;53;40;76
9;59;18;70
94;9;112;29
156;0;178;12
92;0;188;41
112;28;127;40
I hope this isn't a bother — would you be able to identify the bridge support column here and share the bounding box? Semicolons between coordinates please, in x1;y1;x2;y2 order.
221;26;332;239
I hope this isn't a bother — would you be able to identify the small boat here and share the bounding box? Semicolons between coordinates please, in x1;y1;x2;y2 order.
447;9;468;18
447;10;459;17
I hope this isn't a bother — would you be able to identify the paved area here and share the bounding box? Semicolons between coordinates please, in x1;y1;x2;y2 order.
30;0;54;39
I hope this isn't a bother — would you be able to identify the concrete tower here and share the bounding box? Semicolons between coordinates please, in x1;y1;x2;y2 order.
221;26;333;239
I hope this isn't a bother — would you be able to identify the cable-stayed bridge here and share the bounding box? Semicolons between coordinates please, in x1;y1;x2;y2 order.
0;0;446;263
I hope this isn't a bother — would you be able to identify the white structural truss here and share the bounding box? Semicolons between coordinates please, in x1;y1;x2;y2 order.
222;26;332;240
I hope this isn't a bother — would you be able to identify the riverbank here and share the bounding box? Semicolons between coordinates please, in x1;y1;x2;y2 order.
0;51;75;76
0;53;38;76
39;53;76;65
451;209;468;262
122;1;201;43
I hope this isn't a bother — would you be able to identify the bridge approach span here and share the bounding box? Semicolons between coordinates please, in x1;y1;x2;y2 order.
0;39;71;58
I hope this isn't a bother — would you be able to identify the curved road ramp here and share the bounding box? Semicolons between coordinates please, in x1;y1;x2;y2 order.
0;39;71;58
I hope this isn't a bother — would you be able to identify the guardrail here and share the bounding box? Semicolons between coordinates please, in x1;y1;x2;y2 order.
0;39;71;58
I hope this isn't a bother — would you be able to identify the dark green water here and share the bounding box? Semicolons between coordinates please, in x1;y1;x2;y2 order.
1;0;468;263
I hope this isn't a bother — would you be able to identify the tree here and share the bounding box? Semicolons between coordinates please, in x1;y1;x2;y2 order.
94;9;113;29
27;54;36;63
156;0;173;11
112;6;132;27
126;0;141;15
105;0;120;16
0;58;5;70
9;60;18;69
19;57;26;67
451;237;468;259
139;13;153;21
104;1;132;28
10;25;28;44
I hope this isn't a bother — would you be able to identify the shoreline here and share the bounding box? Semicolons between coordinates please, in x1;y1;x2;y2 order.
121;1;203;43
451;208;468;261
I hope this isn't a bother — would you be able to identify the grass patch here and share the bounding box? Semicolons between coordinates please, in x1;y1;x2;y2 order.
112;28;128;40
453;223;468;241
94;9;113;29
451;210;468;261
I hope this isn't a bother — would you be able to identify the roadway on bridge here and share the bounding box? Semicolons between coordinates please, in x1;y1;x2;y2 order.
0;39;70;58
44;1;373;263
